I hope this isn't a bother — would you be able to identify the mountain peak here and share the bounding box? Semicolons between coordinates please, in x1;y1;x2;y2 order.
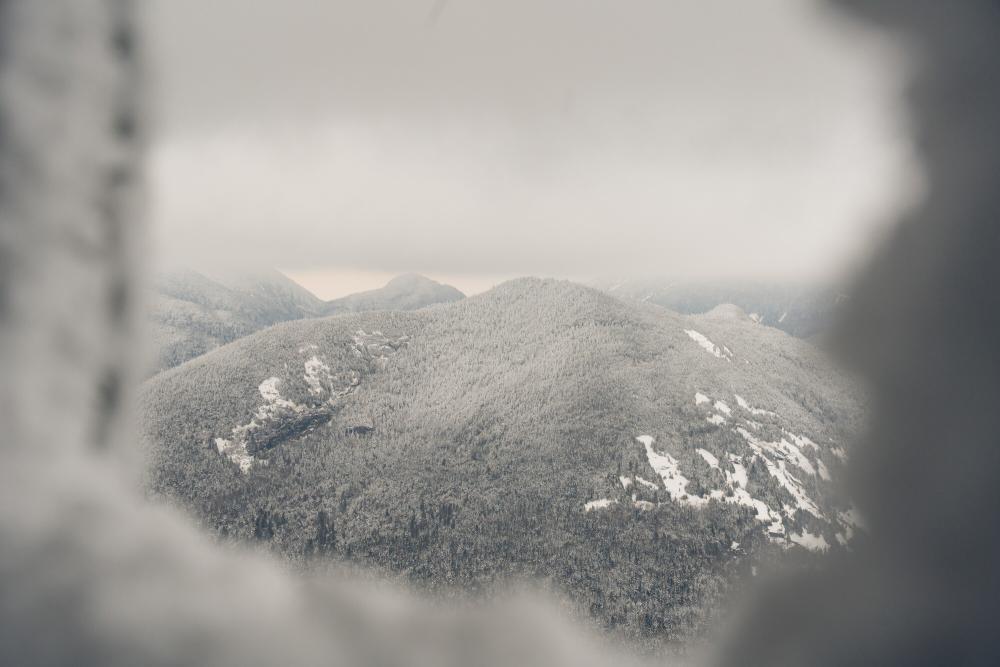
704;303;750;320
385;273;439;288
323;274;464;315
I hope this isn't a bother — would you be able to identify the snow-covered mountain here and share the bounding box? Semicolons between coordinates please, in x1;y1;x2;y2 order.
140;278;861;647
146;271;464;375
321;273;465;316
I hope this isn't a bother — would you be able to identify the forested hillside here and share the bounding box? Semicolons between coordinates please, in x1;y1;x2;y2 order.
147;269;325;374
146;271;464;375
140;279;861;650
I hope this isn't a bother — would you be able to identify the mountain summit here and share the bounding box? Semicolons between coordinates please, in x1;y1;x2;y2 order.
322;273;464;315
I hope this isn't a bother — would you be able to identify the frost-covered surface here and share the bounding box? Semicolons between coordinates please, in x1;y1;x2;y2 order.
638;436;706;506
617;409;855;545
258;377;284;403
635;476;659;490
214;437;254;473
353;330;410;366
148;269;327;375
786;431;819;451
213;332;408;472
634;436;792;536
697;449;719;468
684;329;734;361
734;394;778;418
587;380;858;549
727;454;749;488
617;475;661;495
774;437;817;477
148;273;457;376
736;427;822;518
148;278;864;646
214;377;305;472
584;498;616;512
303;356;331;395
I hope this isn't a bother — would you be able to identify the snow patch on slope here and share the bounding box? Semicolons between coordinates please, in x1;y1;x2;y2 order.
303;356;331;395
215;377;304;473
258;377;282;402
728;454;749;489
786;431;820;452
639;436;778;534
353;330;409;366
697;449;719;468
734;394;778;418
213;332;410;473
585;498;616;512
684;329;733;362
635;476;659;490
638;436;706;507
736;427;823;518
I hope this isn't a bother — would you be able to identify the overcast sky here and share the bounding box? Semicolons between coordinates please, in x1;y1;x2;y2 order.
147;0;921;298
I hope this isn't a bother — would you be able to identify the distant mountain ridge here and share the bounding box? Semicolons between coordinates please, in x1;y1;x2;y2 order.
322;273;465;315
146;270;464;375
596;279;847;340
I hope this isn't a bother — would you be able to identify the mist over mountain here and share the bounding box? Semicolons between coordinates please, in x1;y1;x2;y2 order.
595;279;848;340
146;271;464;374
141;278;861;650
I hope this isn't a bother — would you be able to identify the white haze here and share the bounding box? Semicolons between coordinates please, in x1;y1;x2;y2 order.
147;0;922;295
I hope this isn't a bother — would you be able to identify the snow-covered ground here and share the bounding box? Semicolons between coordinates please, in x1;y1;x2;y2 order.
684;329;734;362
697;448;719;468
215;376;304;472
213;332;409;473
736;427;822;518
585;498;616;512
303;356;331;395
586;411;855;551
638;435;707;507
734;394;778;418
